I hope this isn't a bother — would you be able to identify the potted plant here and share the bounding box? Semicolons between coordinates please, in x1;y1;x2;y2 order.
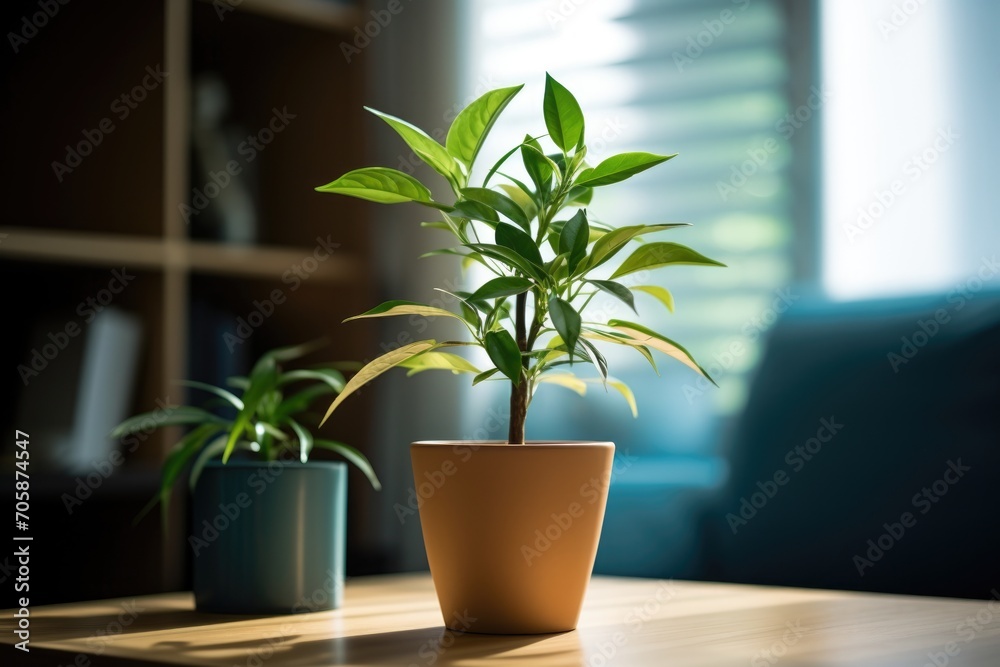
112;342;380;614
316;74;723;633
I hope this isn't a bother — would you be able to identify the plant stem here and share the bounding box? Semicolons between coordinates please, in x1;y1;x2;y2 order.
508;291;529;444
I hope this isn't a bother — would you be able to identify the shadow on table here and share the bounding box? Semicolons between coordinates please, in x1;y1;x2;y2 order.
149;625;584;666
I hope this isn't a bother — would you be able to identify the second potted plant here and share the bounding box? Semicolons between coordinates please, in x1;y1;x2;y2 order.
317;74;723;633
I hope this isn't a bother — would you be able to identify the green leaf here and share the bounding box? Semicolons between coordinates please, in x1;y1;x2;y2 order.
277;368;346;392
461;187;529;230
559;209;590;273
469;276;533;301
132;424;224;526
453;199;499;225
496;223;543;268
256;421;289;441
632;285;675;313
608;320;716;385
522;137;553;194
472;368;500;385
287;418;313;464
399;351;481;376
610;242;726;279
178;380;244;410
222;356;279;462
365;107;460;188
344;300;467;324
498;183;538;221
537;373;587;396
321;340;438;425
587;279;637;314
543;73;585;152
111;406;228;439
466;244;547;282
484;330;523;386
274;383;337;422
583;224;689;272
607;378;638;418
577;337;608;381
446;84;524;169
548;297;582;355
316;167;450;209
581;330;658;374
574;152;675;188
186;435;257;495
313;440;382;491
565;185;593;206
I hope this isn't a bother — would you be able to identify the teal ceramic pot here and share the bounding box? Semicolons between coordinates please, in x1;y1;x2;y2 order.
191;460;347;614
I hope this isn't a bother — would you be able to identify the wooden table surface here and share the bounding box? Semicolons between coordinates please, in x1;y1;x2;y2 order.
4;574;1000;666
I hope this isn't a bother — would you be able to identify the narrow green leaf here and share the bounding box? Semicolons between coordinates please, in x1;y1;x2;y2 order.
587;279;637;314
399;351;481;376
344;300;467;324
287;418;313;464
484;330;523;386
461;187;529;230
188;435;254;493
365;107;460;188
537;373;587;396
313;439;382;491
565;185;593;206
472;368;500;385
574;152;675;188
321;340;438;425
577;337;609;381
111;406;228;439
548;297;582;354
632;285;675;313
466;244;547;282
469;276;533;301
496;223;543;267
543;73;585;152
610;242;726;279
522;138;553;194
583;224;689;272
178;380;244;410
222;357;279;463
133;424;223;526
316;167;450;209
607;378;638;417
608;320;716;385
581;330;658;374
453;199;499;225
559;209;590;273
446;84;524;169
278;368;346;392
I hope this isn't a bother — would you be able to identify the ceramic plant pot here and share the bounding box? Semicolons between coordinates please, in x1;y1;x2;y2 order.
411;441;615;634
191;460;347;614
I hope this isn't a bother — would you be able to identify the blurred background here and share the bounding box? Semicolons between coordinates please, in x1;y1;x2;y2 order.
2;0;997;606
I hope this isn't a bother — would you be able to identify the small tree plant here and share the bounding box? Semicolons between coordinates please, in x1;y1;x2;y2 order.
317;74;724;444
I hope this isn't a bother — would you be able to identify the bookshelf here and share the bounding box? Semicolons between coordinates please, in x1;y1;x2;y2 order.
1;0;375;604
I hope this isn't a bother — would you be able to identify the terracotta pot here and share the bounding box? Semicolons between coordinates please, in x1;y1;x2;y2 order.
411;441;615;634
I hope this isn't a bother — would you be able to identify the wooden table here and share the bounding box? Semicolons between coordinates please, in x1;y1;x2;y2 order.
4;574;1000;666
